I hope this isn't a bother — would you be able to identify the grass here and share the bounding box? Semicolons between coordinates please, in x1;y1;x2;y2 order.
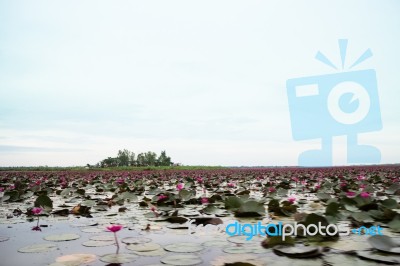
0;165;226;172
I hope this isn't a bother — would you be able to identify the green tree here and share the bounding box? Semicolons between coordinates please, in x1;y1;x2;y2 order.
117;149;135;166
157;150;172;166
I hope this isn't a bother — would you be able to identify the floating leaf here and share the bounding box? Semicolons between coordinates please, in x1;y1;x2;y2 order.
99;253;138;263
82;240;114;247
225;196;243;210
382;199;399;209
273;245;323;258
44;233;80;242
55;253;96;265
126;242;161;252
235;200;265;217
367;235;400;254
35;194;53;209
160;254;202;266
90;235;114;241
388;217;400;232
132;249;167;256
261;236;295;248
121;236;152;244
164;242;204;253
18;243;58;253
357;250;400;264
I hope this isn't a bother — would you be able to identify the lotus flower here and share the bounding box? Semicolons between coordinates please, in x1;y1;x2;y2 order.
31;207;43;231
106;224;123;253
346;191;356;197
201;197;209;204
227;183;235;188
360;191;370;198
268;187;276;193
287;195;296;204
158;194;168;201
176;183;184;191
32;207;43;215
106;224;123;232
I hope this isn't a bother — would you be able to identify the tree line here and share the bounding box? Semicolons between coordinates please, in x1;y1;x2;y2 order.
95;149;173;167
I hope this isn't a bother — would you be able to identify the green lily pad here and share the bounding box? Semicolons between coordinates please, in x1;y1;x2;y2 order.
99;253;138;263
357;250;400;264
35;194;53;209
44;233;80;242
273;246;323;258
126;242;161;252
90;235;115;241
80;227;103;233
261;236;295;248
121;237;152;244
81;240;114;247
222;246;255;254
388;218;400;232
160;254;202;266
367;235;400;254
164;242;204;253
132;249;167;256
18;243;58;253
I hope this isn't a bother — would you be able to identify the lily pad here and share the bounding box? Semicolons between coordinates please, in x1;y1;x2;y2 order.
126;242;161;252
160;254;202;266
55;253;97;265
81;240;114;247
164;242;204;253
18;243;58;253
44;233;80;242
121;236;152;244
89;234;115;241
367;235;400;254
132;249;167;256
100;253;138;263
357;250;400;264
273;246;323;258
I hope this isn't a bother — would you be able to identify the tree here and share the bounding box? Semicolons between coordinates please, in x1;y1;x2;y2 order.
117;149;135;166
157;150;172;166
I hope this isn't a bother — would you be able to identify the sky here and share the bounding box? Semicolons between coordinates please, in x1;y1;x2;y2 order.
0;0;399;167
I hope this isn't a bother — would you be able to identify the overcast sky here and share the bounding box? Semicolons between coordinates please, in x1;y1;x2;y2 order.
1;0;399;167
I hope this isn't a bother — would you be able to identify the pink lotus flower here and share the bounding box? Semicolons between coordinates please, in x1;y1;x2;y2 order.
176;183;184;191
360;191;370;198
287;195;296;204
158;194;168;201
106;224;123;254
106;224;123;233
340;182;347;188
346;191;356;197
32;207;43;215
268;187;276;193
357;175;366;181
116;178;124;184
201;197;209;204
31;207;43;231
0;187;4;192
227;183;235;188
